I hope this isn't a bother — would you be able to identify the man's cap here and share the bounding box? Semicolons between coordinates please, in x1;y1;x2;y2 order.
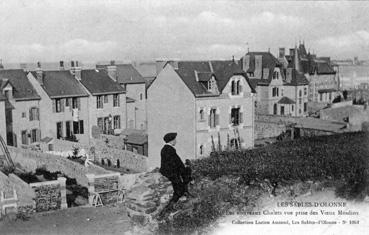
163;132;177;143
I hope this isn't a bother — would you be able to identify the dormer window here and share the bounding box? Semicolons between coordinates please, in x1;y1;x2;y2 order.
231;80;242;95
207;76;217;92
273;71;279;80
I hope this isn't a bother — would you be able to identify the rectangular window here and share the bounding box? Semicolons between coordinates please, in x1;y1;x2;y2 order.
66;121;71;138
30;129;37;143
4;90;10;99
304;87;307;96
209;108;217;128
73;120;84;134
231;108;241;126
280;106;285;115
29;107;39;121
21;130;28;145
56;99;61;113
22;112;26;118
113;115;121;129
72;97;78;109
56;122;63;139
304;103;307;112
113;94;120;107
104;95;108;103
97;96;103;109
65;98;70;107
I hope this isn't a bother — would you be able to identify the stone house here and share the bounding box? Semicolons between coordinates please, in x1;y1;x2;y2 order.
284;43;338;104
240;52;285;115
27;62;91;144
100;63;147;130
79;69;126;135
0;70;41;147
147;60;256;168
283;69;309;116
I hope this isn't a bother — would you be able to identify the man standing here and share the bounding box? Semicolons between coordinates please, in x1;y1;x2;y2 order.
159;132;186;212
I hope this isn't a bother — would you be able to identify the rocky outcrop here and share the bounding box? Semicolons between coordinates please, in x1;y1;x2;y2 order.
124;171;197;234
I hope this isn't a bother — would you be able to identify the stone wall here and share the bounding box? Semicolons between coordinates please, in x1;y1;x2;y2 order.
8;146;109;187
51;138;147;172
255;121;286;139
30;177;67;212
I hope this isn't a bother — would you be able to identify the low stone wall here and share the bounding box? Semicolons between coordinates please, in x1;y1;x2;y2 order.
8;146;109;187
255;121;286;139
51;139;147;172
29;177;67;212
86;172;122;206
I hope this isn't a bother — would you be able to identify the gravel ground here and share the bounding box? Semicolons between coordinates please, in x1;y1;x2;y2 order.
0;205;131;235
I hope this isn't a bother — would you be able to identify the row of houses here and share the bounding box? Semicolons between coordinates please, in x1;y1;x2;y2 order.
0;42;340;167
0;61;147;151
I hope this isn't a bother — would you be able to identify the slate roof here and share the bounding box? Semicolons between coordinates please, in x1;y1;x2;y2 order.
0;69;40;101
318;88;337;93
115;64;146;84
80;70;125;95
240;52;283;85
172;60;255;97
284;69;309;86
31;71;89;98
278;96;296;104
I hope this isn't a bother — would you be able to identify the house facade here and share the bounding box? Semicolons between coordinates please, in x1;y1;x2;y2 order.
284;43;338;104
0;70;41;147
98;63;147;130
79;69;126;135
240;52;285;115
27;62;90;144
283;69;309;116
148;61;256;168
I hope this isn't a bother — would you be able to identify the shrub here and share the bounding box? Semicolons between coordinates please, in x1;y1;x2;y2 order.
193;132;369;200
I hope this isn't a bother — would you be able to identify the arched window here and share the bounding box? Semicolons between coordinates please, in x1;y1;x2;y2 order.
231;81;235;95
236;80;241;94
199;109;204;120
273;103;278;115
107;159;111;167
116;159;120;168
101;159;105;165
199;145;204;155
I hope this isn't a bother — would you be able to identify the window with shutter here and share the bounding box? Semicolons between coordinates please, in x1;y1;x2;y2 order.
36;108;39;120
239;112;243;124
52;99;56;113
79;120;84;134
215;114;219;126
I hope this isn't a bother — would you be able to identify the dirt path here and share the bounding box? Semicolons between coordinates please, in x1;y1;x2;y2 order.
0;205;131;235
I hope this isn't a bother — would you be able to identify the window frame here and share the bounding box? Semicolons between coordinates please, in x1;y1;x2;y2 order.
97;95;103;109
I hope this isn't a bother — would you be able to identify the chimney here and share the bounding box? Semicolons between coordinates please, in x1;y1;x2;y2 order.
59;61;65;70
242;55;250;72
70;60;81;80
107;60;117;81
36;61;44;85
254;55;263;79
286;68;293;83
279;48;285;58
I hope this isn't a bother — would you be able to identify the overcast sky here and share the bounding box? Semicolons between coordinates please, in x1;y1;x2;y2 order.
1;0;369;63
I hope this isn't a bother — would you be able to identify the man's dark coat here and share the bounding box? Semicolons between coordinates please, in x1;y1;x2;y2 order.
159;144;185;180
